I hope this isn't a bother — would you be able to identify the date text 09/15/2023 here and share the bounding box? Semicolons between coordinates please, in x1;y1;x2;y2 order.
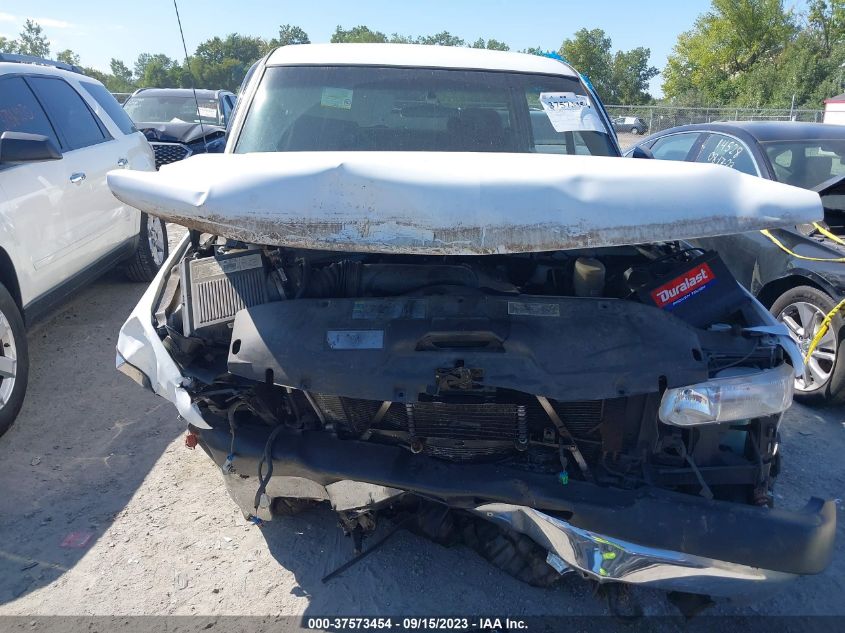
305;617;529;631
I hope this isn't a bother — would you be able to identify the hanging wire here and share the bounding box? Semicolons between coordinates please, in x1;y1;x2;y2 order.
172;0;209;153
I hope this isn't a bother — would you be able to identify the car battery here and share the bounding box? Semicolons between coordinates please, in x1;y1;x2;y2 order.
635;251;744;328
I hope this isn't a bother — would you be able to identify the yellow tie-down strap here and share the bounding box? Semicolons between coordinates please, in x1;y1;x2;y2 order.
759;224;845;362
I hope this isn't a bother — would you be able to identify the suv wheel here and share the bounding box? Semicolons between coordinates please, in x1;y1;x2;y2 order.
771;285;845;405
0;283;28;438
125;213;168;282
630;126;641;135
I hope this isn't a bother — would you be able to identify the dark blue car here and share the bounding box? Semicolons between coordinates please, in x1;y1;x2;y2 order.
627;121;845;404
123;88;236;169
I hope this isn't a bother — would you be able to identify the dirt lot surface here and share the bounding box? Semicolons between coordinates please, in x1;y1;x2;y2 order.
617;132;645;151
0;227;843;622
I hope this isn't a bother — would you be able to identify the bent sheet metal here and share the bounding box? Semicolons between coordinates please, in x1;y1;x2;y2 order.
107;151;823;255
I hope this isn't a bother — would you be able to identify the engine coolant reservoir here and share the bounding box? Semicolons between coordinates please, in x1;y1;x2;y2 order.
573;257;606;297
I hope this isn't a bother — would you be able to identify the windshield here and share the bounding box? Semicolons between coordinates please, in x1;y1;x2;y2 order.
763;140;845;189
124;95;220;125
235;66;615;155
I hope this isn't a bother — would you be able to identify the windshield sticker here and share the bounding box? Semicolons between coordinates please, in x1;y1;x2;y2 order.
705;138;745;169
321;87;353;110
197;106;217;119
539;92;605;133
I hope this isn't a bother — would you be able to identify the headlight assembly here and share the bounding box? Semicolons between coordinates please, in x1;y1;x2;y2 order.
659;363;794;427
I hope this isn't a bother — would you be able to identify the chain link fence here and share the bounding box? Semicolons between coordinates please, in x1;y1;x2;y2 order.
606;104;824;135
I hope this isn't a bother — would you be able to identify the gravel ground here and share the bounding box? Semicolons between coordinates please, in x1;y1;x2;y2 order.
617;132;645;151
0;227;843;622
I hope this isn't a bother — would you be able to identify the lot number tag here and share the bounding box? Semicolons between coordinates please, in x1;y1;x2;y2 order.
539;92;605;133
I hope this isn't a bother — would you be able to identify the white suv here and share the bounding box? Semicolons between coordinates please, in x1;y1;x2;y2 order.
0;54;167;436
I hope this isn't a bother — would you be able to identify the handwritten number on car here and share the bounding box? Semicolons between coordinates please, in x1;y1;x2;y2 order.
707;138;744;169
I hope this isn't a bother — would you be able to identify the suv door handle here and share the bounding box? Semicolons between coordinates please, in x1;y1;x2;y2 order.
117;158;128;168
69;172;86;184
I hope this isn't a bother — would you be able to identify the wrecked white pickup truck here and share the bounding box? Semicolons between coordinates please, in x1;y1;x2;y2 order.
109;44;835;611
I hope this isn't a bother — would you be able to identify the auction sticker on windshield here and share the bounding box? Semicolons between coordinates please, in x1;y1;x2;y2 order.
539;92;604;133
321;87;353;109
198;106;217;119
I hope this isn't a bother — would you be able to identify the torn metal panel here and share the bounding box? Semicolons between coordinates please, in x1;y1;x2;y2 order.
116;234;212;429
472;503;797;597
107;152;823;256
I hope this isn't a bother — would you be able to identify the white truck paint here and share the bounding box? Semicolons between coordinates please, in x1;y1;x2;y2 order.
108;151;823;256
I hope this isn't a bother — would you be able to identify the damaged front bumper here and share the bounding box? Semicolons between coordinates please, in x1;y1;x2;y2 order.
117;235;835;598
197;424;834;598
116;235;212;431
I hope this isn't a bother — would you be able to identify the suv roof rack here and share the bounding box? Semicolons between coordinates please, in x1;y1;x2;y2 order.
0;53;84;75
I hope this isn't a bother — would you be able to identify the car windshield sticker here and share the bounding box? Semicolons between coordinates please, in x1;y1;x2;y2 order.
539;92;605;133
706;138;745;169
321;87;353;110
198;106;217;119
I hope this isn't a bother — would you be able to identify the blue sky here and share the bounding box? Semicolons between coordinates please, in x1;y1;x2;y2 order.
2;1;716;95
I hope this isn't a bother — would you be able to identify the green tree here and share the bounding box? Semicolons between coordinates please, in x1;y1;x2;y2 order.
560;28;613;96
56;49;80;66
134;53;181;88
108;58;136;92
559;28;658;103
808;0;844;56
331;25;387;43
663;0;796;104
389;33;416;44
522;46;549;56
81;66;110;85
16;19;50;58
471;37;510;51
193;34;270;91
195;34;268;66
194;37;227;65
417;31;465;47
274;24;310;46
0;36;15;53
610;47;659;103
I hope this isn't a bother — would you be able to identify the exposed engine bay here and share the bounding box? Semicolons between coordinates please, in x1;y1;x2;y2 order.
114;230;837;609
158;236;786;491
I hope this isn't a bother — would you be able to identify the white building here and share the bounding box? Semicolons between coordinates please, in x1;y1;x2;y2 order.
823;93;845;124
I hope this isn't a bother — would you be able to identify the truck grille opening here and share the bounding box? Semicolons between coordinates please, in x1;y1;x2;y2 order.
310;391;604;463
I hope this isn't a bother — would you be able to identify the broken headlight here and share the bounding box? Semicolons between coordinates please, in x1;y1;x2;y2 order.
658;363;794;427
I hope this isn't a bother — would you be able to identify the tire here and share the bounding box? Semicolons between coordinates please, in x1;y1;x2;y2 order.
630;126;641;135
0;283;28;438
125;213;168;282
771;285;845;405
459;516;562;587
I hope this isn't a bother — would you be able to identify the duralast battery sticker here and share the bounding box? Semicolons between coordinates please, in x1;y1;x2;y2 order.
650;263;715;309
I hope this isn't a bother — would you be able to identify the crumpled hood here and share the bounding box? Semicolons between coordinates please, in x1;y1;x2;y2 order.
107;151;824;255
138;121;225;144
